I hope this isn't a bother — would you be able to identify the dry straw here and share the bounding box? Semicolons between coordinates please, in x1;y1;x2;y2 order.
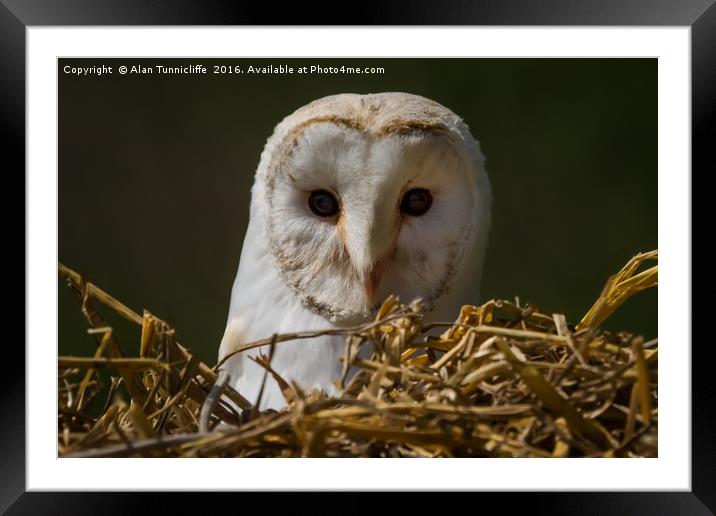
58;251;657;458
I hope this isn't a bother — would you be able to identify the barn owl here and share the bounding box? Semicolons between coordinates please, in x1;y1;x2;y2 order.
218;92;491;410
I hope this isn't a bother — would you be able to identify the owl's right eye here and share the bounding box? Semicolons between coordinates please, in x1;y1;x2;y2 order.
308;190;340;218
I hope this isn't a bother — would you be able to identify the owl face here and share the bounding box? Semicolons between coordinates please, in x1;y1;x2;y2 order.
255;93;491;324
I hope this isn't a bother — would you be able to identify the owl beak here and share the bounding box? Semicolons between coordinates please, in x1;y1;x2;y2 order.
362;268;380;306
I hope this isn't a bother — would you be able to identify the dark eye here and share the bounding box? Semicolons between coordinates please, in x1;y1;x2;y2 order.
400;188;433;216
308;190;340;217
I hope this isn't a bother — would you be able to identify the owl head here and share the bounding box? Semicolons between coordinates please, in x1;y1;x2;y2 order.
251;92;491;324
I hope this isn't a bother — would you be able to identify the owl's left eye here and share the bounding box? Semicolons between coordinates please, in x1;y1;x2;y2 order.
308;190;340;217
400;188;433;217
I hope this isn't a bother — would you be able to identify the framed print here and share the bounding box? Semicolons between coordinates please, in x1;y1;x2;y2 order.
4;0;711;512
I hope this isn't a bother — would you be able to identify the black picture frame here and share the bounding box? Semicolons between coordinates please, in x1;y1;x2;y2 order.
4;0;710;512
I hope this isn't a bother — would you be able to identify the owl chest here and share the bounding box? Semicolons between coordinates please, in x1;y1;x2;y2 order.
229;284;347;403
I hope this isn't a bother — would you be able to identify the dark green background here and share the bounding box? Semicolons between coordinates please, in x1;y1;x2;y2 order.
59;58;657;364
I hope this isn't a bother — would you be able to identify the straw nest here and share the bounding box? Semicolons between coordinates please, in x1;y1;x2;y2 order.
58;251;657;458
